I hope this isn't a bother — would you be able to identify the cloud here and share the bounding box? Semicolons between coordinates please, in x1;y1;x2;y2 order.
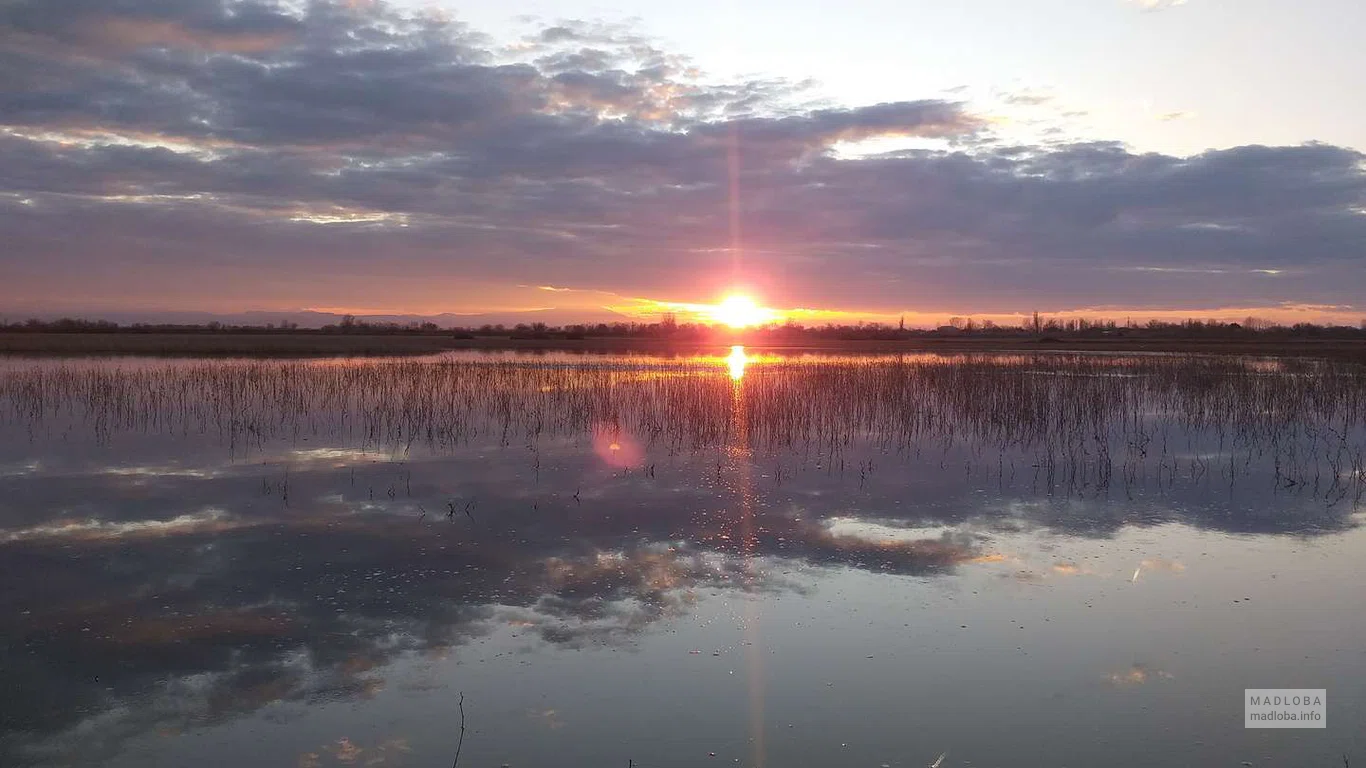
0;0;1363;316
1128;0;1188;11
1002;88;1054;107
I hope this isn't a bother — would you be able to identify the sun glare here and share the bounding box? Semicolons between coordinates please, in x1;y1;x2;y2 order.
726;345;749;380
709;294;776;328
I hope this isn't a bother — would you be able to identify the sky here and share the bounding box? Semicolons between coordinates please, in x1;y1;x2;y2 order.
2;0;1365;326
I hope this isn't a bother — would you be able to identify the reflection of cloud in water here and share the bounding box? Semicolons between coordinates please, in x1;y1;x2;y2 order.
0;460;42;478
1139;557;1186;573
825;516;960;541
529;708;566;731
300;737;410;767
1;508;241;543
1106;663;1175;686
100;465;226;479
1009;570;1048;585
288;448;383;463
0;449;991;764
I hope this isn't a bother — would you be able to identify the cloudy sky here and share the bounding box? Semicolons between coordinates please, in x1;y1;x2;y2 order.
2;0;1364;324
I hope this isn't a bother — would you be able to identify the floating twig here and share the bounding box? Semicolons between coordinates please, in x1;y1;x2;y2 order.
451;692;466;767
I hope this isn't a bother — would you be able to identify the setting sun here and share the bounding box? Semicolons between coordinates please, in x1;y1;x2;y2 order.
708;294;777;328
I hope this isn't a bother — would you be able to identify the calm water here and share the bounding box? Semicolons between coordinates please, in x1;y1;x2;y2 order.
1;350;1363;767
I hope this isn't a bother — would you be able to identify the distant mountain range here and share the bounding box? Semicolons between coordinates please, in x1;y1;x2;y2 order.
1;307;636;329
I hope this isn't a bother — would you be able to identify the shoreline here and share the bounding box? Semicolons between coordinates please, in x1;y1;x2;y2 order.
2;332;1366;361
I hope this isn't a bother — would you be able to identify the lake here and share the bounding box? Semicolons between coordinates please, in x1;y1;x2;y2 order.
1;349;1362;767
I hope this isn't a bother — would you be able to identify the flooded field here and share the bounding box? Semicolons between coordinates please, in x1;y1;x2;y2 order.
1;350;1363;767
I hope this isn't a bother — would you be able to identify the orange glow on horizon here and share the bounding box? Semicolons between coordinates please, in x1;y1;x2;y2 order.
296;290;1361;331
603;296;1365;331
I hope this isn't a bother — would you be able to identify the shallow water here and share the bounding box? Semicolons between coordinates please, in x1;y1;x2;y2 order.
1;350;1363;767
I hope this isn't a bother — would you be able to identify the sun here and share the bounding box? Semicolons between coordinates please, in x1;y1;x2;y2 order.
708;294;775;328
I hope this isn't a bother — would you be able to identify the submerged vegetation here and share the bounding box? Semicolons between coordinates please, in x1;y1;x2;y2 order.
3;353;1364;504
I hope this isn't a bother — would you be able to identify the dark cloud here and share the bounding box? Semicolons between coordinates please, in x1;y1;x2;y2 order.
0;0;1363;314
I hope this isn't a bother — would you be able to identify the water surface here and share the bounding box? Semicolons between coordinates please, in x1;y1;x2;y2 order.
1;350;1363;767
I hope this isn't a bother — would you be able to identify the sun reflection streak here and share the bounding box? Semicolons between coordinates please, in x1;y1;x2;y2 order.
722;344;765;768
726;345;749;381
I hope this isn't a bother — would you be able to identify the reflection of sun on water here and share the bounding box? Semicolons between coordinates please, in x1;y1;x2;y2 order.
719;340;764;768
726;345;748;381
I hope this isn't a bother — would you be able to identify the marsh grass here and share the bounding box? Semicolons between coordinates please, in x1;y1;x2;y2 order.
3;353;1364;503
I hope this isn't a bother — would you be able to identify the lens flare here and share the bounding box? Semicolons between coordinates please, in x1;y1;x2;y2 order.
591;427;642;468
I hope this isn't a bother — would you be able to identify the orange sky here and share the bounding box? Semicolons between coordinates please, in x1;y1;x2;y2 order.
306;288;1366;329
512;287;1366;329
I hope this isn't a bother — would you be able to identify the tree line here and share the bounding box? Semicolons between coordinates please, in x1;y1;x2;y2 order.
4;314;1366;341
